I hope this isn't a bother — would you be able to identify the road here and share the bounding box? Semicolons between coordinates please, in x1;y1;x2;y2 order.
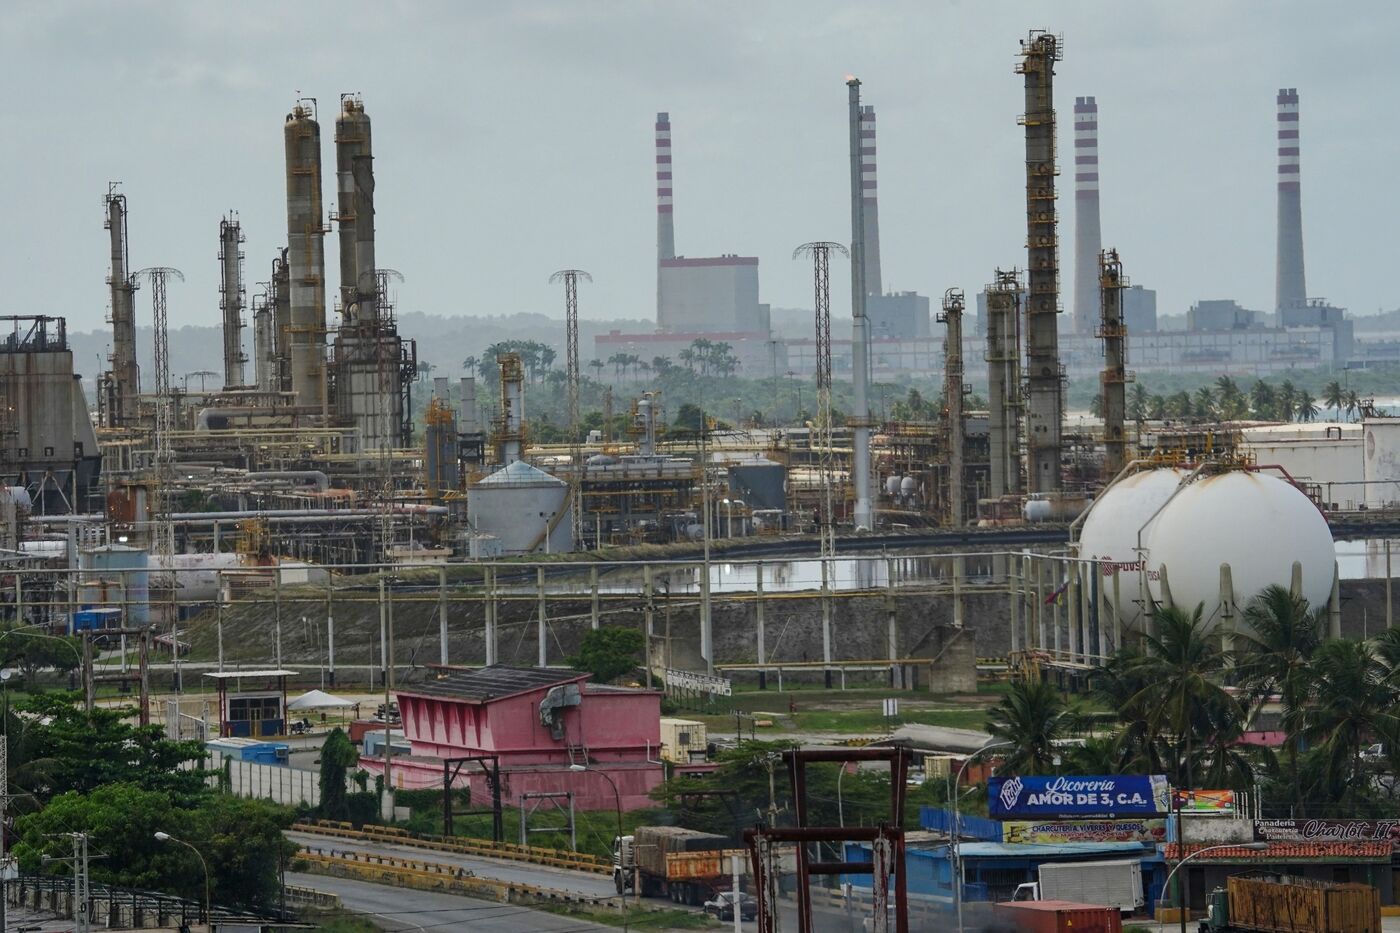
286;872;614;932
286;830;619;898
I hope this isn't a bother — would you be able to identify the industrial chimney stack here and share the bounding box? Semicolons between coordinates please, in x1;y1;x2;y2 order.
1071;96;1101;335
283;101;328;414
847;77;874;531
859;104;882;297
104;187;140;426
655;112;675;319
1275;88;1306;312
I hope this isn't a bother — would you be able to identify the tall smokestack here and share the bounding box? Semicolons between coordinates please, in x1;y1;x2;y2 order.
335;95;376;326
859;104;882;297
218;214;247;389
1017;30;1064;494
847;77;874;531
1071;96;1101;335
284;101;328;413
1275;88;1306;312
655;112;675;322
104;186;140;426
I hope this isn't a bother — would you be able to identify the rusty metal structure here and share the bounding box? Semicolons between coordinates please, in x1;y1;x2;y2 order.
102;185;141;428
1099;249;1131;479
939;289;967;526
552;268;591;541
746;746;911;933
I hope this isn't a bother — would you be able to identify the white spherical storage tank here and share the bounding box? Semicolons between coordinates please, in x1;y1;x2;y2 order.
1078;468;1188;629
1145;471;1334;626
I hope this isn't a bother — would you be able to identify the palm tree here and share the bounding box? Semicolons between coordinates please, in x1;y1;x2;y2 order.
1277;380;1297;422
1344;389;1362;422
986;677;1069;776
1194;386;1217;421
588;359;605;381
461;355;477;374
1129;384;1149;423
1090;646;1166;776
1295;390;1319;423
1322;380;1345;420
1290;639;1399;810
1148;394;1167;420
1130;604;1240;789
1249;380;1276;420
1236;585;1323;812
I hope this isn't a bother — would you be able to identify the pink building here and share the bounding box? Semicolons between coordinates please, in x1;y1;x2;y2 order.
359;666;665;811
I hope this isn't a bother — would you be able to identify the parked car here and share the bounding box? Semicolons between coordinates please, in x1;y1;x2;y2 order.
703;891;757;921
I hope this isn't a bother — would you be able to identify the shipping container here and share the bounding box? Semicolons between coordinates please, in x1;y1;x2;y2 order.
993;900;1124;933
659;718;707;763
1219;874;1380;933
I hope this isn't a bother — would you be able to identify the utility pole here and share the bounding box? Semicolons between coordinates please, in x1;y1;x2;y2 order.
551;269;592;546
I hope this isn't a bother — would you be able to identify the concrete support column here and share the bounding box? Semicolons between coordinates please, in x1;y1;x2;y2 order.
590;566;600;630
439;566;449;666
484;566;498;666
755;562;767;690
643;564;655;690
537;566;548;667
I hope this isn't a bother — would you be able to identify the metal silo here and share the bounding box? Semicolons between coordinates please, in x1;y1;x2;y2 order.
79;543;150;624
467;460;573;554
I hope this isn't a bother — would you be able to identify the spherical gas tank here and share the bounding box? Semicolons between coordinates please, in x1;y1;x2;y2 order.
1078;468;1188;630
900;476;918;497
1145;471;1334;627
885;476;902;497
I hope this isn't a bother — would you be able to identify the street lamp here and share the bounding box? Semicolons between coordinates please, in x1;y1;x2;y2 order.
569;765;632;907
154;831;210;926
1159;842;1268;933
951;740;1011;933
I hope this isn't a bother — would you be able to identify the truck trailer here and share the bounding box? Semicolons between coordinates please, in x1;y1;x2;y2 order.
1011;858;1144;915
614;826;734;904
1200;874;1380;933
993;900;1125;933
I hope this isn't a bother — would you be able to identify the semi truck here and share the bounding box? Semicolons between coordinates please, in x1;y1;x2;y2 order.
1199;874;1380;933
1011;859;1145;915
614;826;735;904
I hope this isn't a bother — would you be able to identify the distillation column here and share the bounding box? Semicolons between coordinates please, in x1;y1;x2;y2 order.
1017;31;1065;493
271;249;291;394
985;270;1023;499
284;101;328;414
939;289;966;525
104;187;140;426
218;215;248;389
1099;249;1130;480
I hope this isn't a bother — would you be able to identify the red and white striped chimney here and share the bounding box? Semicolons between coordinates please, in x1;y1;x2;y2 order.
1072;95;1101;335
655;112;675;262
1275;88;1306;311
859;104;882;297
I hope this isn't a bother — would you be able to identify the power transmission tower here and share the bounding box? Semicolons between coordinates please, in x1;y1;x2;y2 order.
550;269;592;545
793;242;847;557
135;267;184;562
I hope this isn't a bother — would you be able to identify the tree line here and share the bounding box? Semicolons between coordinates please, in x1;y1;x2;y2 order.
987;585;1400;817
1097;375;1377;424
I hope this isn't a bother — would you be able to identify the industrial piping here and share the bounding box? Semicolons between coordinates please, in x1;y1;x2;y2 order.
846;77;874;531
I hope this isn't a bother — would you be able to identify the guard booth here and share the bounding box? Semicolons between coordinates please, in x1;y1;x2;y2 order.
203;670;295;738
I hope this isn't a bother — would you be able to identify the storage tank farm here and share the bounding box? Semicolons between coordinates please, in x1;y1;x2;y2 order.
1076;466;1337;635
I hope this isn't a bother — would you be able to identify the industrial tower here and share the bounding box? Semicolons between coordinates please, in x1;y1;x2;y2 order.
858;104;882;297
136;266;184;560
103;186;140;427
1016;31;1065;494
1098;249;1130;480
1071;96;1101;335
218;215;248;389
846;77;874;530
552;268;591;542
1275;88;1307;312
985;269;1023;498
938;289;966;526
283;100;328;414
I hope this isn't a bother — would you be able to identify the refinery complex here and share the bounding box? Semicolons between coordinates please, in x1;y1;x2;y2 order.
8;15;1400;933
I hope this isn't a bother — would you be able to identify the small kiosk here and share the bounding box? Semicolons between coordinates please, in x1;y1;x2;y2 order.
203;670;296;738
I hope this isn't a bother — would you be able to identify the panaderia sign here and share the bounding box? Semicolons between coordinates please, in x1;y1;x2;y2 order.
1253;819;1400;843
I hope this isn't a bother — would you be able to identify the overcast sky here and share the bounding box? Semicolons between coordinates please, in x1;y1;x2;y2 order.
5;0;1396;341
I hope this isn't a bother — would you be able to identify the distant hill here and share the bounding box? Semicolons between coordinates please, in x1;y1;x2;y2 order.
65;311;656;383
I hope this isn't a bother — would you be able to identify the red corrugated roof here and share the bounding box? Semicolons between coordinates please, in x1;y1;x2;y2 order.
1165;841;1391;861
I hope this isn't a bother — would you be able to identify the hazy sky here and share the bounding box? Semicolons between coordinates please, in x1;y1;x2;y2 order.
5;0;1396;345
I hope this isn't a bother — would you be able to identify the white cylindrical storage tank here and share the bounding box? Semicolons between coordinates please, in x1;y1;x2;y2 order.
1077;468;1188;629
466;460;573;555
1362;418;1400;509
1145;471;1334;628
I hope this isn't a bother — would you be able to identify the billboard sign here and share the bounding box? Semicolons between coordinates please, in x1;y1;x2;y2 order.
664;668;733;697
988;774;1171;819
1174;789;1236;815
1253;819;1400;844
1002;819;1167;844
